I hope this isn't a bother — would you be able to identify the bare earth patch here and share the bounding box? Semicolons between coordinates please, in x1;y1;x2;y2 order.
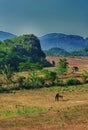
46;56;88;72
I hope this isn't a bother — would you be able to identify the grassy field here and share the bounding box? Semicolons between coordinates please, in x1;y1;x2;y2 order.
0;84;88;130
0;56;88;130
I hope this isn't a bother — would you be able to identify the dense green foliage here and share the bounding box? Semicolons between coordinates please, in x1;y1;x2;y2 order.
0;66;87;92
58;58;68;74
0;34;52;71
43;70;58;85
81;70;88;83
18;62;43;71
66;77;81;85
0;52;88;92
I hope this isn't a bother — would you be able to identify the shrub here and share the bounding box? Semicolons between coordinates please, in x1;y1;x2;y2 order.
25;71;45;89
54;78;64;86
81;70;88;83
58;58;68;74
17;76;25;89
66;77;81;85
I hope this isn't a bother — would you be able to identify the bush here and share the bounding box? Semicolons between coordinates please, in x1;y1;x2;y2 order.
53;78;64;86
58;58;68;74
17;76;25;89
81;70;88;83
66;77;81;85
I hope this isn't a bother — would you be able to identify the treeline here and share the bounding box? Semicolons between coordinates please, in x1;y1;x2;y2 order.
45;46;88;57
0;58;88;93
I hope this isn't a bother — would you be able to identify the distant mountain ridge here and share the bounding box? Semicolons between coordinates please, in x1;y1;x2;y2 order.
45;47;69;56
71;45;88;56
85;37;88;45
0;31;88;53
0;31;17;41
39;33;87;52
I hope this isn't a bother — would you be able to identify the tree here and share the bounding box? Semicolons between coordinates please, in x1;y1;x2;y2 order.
29;63;43;71
58;58;68;74
29;71;45;88
44;70;57;85
18;62;31;71
18;62;43;72
4;51;27;71
81;70;88;83
52;60;55;67
1;64;14;86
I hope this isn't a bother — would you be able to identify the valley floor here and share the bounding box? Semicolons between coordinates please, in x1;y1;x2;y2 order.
0;85;88;130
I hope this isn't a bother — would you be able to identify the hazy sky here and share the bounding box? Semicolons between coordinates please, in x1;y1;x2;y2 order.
0;0;88;37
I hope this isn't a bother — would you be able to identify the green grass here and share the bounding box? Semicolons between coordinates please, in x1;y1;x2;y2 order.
0;104;88;129
0;84;88;129
41;83;88;92
0;105;47;119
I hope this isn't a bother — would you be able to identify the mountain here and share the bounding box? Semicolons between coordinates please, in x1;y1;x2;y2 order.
1;31;88;55
85;37;88;45
0;31;17;41
39;33;86;52
71;45;88;56
0;34;51;71
45;47;70;56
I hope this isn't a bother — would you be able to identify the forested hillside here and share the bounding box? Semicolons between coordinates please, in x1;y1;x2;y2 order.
44;47;70;56
0;34;51;71
39;33;86;52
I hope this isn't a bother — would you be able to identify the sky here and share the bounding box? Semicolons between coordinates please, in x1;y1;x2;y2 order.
0;0;88;37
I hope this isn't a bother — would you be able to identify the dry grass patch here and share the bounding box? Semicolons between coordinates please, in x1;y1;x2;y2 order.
0;85;88;129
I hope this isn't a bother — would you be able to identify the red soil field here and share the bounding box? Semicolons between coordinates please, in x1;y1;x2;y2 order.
46;56;88;72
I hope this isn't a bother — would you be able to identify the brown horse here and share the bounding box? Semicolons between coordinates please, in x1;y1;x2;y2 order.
55;93;63;101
